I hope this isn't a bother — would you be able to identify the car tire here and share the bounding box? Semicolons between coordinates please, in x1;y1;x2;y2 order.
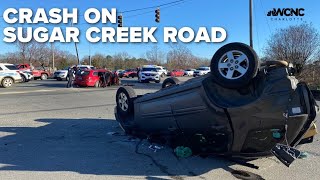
210;42;259;89
116;86;137;117
21;75;26;83
162;77;180;88
40;74;48;80
94;81;100;88
1;77;13;88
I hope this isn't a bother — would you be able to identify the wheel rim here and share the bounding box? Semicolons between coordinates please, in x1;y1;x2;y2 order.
218;50;249;80
4;79;13;87
41;74;47;79
118;92;129;111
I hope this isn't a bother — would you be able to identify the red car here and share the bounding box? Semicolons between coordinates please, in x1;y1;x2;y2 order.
119;69;137;78
74;69;120;87
170;69;185;77
16;64;51;80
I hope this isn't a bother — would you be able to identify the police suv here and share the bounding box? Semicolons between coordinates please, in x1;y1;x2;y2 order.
138;65;161;83
0;63;22;88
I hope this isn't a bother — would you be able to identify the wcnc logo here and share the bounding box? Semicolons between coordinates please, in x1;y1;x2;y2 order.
267;8;304;21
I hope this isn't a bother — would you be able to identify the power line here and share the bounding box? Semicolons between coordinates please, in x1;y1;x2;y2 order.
120;0;185;13
126;0;186;19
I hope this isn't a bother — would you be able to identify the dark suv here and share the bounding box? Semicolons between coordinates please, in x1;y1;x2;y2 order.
114;43;318;163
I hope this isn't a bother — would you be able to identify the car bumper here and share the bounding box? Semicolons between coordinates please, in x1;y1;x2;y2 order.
140;75;160;81
54;75;67;79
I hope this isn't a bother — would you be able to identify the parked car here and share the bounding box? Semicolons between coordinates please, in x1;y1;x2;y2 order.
184;69;196;76
138;65;161;83
155;66;168;77
16;64;51;80
19;71;33;82
53;68;69;81
170;69;185;77
114;43;318;166
77;65;95;71
74;69;119;87
115;69;125;75
119;69;137;78
0;63;22;88
193;67;210;77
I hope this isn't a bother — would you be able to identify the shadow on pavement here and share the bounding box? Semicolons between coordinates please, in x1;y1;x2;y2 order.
0;118;235;177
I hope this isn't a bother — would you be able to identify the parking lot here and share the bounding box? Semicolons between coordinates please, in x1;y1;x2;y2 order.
0;77;319;180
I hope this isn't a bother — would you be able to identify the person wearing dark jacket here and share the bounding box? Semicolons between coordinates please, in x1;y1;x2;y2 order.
66;67;74;88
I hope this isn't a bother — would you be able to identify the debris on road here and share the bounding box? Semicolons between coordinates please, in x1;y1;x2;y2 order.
148;144;163;152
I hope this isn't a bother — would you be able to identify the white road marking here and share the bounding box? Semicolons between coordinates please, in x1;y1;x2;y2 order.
0;89;55;95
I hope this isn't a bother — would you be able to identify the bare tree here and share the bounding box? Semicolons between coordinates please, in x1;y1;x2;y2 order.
264;23;320;65
146;45;166;64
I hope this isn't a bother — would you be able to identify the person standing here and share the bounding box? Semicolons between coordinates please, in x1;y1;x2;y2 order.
66;67;74;88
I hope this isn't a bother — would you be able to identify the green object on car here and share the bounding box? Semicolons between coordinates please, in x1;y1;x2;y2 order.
174;146;193;158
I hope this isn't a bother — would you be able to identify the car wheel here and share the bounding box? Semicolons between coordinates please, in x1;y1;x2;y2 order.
40;74;48;80
1;78;13;88
116;86;136;117
162;77;180;88
210;42;259;89
94;81;100;88
21;75;26;82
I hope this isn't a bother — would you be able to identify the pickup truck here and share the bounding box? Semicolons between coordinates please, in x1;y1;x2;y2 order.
16;64;51;80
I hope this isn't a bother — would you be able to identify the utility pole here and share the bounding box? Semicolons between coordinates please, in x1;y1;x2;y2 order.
71;22;80;65
249;0;253;48
51;43;55;71
89;44;92;66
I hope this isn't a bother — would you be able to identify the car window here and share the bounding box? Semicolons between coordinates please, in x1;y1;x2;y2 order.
0;67;2;70
77;71;90;76
142;68;158;72
5;65;18;70
93;72;98;76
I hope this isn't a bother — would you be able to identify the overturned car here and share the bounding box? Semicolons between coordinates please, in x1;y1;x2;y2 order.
114;43;318;164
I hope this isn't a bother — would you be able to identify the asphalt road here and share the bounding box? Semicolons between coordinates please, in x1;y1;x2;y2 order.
0;78;319;180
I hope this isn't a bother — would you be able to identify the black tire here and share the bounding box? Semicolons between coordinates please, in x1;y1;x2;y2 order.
162;77;180;88
21;75;26;82
210;42;259;89
116;86;137;117
94;81;100;88
1;77;14;88
40;74;48;80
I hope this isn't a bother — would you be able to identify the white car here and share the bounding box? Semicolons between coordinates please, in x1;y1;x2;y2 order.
77;65;95;70
139;65;161;83
0;63;22;88
54;69;69;81
155;66;168;77
193;67;211;77
20;71;33;82
184;68;196;76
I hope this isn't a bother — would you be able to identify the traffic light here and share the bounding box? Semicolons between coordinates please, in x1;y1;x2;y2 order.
118;14;123;27
155;8;160;23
